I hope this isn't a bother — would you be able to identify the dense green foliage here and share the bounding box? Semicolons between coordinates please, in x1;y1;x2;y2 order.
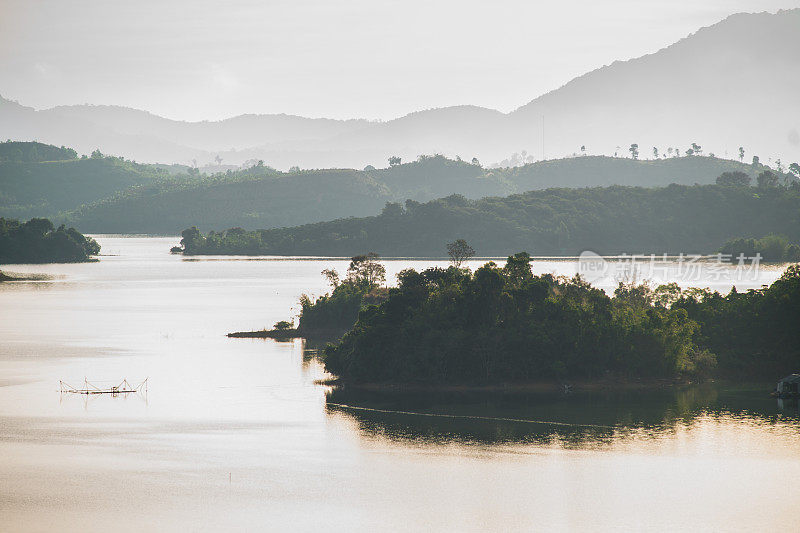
76;155;771;233
719;234;800;262
321;257;800;384
673;265;800;378
67;157;495;233
0;141;787;235
0;141;77;163
497;155;760;191
40;151;764;233
0;217;100;263
716;171;751;187
324;253;718;384
0;145;179;220
72;167;382;234
297;254;389;336
299;282;371;336
179;183;800;256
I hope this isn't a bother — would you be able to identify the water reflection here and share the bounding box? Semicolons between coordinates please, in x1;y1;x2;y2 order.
777;397;800;413
325;383;800;446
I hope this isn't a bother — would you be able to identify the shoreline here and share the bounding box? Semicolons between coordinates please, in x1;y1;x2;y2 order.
227;327;347;341
315;377;726;394
172;249;795;265
227;329;299;340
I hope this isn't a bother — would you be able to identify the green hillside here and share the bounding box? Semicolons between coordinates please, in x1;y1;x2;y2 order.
66;154;765;234
498;155;759;190
68;168;388;234
0;143;184;220
0;141;77;163
178;183;800;257
0;142;777;234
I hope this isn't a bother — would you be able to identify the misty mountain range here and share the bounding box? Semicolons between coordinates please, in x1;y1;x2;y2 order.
1;9;798;170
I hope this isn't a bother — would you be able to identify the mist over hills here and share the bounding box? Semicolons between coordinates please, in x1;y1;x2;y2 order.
0;97;373;166
41;154;767;234
1;9;798;169
3;136;768;235
0;136;778;233
508;9;800;166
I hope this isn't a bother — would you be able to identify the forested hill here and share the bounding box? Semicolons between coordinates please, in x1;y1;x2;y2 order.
493;156;760;191
64;153;760;233
0;142;187;220
0;140;778;234
178;183;800;257
0;141;78;163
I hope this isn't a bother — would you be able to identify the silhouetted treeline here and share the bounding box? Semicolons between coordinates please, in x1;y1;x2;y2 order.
178;183;800;256
0;141;77;163
297;253;389;336
673;265;800;378
324;254;717;383
0;217;100;263
322;257;799;384
718;234;800;262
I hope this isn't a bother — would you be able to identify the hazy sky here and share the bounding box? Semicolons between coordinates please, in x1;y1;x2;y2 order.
1;0;798;121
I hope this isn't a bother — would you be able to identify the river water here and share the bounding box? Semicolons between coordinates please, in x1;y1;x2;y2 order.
0;236;798;532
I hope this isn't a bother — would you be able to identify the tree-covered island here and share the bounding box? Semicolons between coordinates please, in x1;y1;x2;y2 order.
322;252;718;385
0;217;100;264
229;245;799;386
326;256;798;385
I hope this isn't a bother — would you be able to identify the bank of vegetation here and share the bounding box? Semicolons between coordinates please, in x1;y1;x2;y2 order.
315;254;799;385
718;234;800;263
0;217;100;263
672;266;800;379
176;181;800;257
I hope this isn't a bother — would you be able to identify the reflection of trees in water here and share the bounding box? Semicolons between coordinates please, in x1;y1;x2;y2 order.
326;403;615;447
325;384;798;447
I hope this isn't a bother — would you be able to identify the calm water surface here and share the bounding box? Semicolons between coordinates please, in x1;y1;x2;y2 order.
0;236;797;532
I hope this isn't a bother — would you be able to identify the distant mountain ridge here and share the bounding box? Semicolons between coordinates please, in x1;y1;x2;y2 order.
1;9;798;168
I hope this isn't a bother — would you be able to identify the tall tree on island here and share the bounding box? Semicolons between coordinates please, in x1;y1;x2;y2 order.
345;252;386;290
447;239;475;268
